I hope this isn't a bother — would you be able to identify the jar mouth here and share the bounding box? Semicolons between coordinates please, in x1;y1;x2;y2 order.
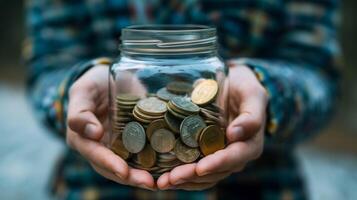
120;24;217;55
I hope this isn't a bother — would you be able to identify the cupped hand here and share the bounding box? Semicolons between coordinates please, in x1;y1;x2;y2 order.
157;64;268;190
66;65;156;191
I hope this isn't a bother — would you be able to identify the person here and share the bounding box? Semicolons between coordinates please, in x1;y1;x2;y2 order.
24;0;341;199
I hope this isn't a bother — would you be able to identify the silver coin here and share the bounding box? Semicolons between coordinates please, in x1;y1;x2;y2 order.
122;121;146;153
180;115;207;148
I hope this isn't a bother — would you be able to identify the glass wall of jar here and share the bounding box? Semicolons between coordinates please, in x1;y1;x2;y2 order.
108;25;228;177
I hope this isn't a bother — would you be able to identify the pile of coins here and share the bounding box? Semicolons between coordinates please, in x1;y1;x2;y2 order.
110;79;226;177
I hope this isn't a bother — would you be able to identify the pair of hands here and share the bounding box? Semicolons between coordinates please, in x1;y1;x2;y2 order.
66;63;268;191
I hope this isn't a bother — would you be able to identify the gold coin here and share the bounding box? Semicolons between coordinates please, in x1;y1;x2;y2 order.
137;97;167;115
199;125;225;156
150;129;176;153
146;119;168;140
136;144;156;168
174;139;200;163
191;79;218;105
111;137;130;160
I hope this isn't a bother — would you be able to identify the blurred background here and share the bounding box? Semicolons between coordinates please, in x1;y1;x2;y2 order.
0;1;356;199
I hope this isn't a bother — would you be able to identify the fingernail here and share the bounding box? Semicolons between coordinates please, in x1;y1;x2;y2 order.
84;124;97;138
231;126;244;141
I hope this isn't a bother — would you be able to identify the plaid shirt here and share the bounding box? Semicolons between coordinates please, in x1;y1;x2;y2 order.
24;0;341;199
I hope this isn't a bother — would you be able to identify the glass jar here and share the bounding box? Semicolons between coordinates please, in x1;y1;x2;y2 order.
108;25;228;178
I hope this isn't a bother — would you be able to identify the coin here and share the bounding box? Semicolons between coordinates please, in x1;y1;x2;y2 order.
170;97;200;114
156;159;182;168
132;109;152;124
137;97;167;115
200;107;221;118
156;87;181;101
164;112;181;133
191;79;218;105
111;137;130;160
116;100;138;106
166;105;187;119
167;81;192;94
167;101;193;116
199;125;225;156
133;107;163;120
136;144;156;168
117;104;136;110
180;115;206;148
116;117;133;123
117;111;134;116
122;122;146;153
129;162;160;171
146;119;168;139
116;94;140;102
157;152;177;162
174;139;200;163
150;129;176;153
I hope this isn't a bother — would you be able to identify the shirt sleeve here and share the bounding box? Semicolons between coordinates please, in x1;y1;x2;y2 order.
24;0;112;138
228;0;342;145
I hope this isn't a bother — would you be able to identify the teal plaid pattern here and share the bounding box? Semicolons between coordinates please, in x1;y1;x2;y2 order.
24;0;341;199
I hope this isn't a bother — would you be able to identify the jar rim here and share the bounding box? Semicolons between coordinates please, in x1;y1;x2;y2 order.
123;24;216;33
120;24;217;56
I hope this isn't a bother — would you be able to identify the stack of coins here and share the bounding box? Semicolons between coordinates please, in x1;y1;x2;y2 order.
113;94;139;133
110;79;226;178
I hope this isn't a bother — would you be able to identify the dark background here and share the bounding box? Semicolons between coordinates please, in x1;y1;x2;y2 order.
0;1;356;199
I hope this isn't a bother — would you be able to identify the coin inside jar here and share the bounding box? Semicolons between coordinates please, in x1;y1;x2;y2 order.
150;129;176;153
180;115;207;148
174;139;200;163
191;79;218;105
137;97;167;115
199;125;226;156
146;119;168;139
136;144;156;168
166;81;192;94
156;87;181;101
122;121;146;153
170;97;200;114
164;112;181;133
111;136;130;160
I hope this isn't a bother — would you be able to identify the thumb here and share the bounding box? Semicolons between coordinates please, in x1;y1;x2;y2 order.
68;111;103;140
67;84;104;141
226;96;266;143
